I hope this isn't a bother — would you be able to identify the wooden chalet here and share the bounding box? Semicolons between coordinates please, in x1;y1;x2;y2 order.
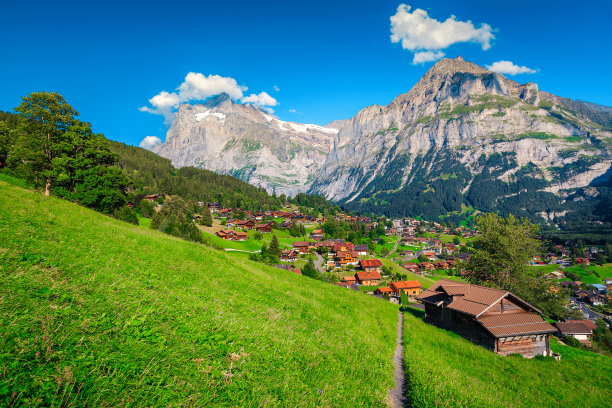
575;257;590;266
342;276;357;284
254;222;274;233
280;250;299;262
420;262;435;271
403;263;422;276
375;287;393;296
207;202;221;212
354;271;381;286
235;220;255;229
390;280;423;297
310;229;324;241
292;241;311;254
360;259;383;273
143;194;160;201
555;321;594;346
354;244;369;256
417;279;556;358
336;251;359;266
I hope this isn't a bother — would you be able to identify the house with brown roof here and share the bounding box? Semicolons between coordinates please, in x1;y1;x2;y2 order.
555;320;594;346
417;279;556;358
310;229;324;241
292;241;311;254
390;280;423;297
235;220;255;229
280;250;299;262
354;244;369;256
342;276;357;284
360;259;383;273
355;271;381;286
402;263;422;276
254;222;274;233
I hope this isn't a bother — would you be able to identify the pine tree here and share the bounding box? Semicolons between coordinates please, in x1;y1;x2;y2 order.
269;234;281;257
302;255;318;278
200;207;213;227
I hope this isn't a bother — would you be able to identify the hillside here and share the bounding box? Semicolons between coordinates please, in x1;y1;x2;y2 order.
402;308;612;407
0;175;398;406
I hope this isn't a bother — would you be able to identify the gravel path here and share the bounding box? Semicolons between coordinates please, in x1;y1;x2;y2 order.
387;310;407;408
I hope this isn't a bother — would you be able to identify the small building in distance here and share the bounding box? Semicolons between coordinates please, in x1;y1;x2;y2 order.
355;271;381;286
390;280;423;297
555;320;595;346
417;279;556;358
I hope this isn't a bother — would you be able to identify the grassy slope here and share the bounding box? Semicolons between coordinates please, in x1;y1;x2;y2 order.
402;308;612;407
0;177;398;407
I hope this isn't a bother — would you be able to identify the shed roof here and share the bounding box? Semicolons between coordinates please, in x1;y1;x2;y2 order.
355;271;382;281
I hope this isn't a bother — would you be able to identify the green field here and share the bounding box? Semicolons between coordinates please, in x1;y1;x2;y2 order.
402;308;612;407
0;176;399;407
562;264;612;284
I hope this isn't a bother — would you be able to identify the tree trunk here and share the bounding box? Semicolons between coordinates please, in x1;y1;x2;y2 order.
45;179;51;196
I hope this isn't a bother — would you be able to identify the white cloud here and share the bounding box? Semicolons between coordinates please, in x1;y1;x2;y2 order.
273;85;280;92
241;91;279;108
390;4;495;64
139;136;162;151
288;109;297;113
486;60;537;75
413;50;446;64
141;73;278;124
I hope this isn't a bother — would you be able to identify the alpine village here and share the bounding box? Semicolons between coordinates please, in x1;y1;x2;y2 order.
1;2;611;407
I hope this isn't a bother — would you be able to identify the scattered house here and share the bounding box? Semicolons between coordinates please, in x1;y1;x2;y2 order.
233;231;247;241
543;270;565;279
254;222;274;233
292;241;311;254
337;251;359;266
375;287;393;296
280;250;299;262
342;276;357;285
402;263;422;276
417;279;557;358
354;244;369;256
235;220;255;229
575;257;590;266
603;278;612;285
143;194;160;201
360;259;383;273
555;321;594;346
390;280;423;297
420;262;435;272
207;202;221;212
310;229;324;241
589;283;608;295
423;251;436;260
355;271;382;286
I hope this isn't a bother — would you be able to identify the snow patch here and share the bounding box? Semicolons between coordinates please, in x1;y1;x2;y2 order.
195;110;226;123
261;114;338;135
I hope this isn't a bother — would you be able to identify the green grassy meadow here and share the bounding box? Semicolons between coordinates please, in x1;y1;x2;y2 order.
562;264;612;284
0;177;399;407
402;308;612;407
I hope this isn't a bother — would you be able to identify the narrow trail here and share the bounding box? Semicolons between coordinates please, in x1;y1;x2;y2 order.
388;310;408;408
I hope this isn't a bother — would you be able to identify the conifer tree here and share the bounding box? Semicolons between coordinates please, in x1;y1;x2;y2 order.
269;234;281;257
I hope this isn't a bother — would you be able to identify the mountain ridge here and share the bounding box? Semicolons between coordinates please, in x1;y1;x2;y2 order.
154;57;612;229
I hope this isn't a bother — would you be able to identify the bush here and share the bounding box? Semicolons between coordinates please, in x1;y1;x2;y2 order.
113;206;139;225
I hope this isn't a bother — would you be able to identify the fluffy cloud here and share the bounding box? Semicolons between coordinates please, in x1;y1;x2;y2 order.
486;60;537;75
413;50;446;64
140;73;278;124
241;91;278;108
390;4;495;64
139;136;162;151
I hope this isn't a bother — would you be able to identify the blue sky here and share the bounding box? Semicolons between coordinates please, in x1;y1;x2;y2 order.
1;0;611;147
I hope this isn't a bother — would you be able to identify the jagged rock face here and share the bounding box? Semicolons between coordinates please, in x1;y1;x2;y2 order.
155;93;336;196
310;57;612;220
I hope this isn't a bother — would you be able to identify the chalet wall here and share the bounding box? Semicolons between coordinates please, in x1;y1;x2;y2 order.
496;335;549;358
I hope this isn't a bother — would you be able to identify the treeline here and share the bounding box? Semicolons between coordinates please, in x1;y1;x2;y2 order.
108;141;287;211
342;150;612;241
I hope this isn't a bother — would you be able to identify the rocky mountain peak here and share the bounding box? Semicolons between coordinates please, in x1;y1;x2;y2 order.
203;92;233;109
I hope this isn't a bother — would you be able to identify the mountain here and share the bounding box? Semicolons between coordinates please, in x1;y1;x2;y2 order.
154;93;336;196
155;57;612;230
309;56;612;230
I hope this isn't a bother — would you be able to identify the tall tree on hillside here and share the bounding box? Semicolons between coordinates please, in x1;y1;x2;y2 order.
269;234;281;257
12;92;78;195
302;255;318;278
464;213;567;317
0;121;15;165
200;207;213;227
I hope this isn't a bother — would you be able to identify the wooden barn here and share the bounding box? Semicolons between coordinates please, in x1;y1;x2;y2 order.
417;279;556;358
